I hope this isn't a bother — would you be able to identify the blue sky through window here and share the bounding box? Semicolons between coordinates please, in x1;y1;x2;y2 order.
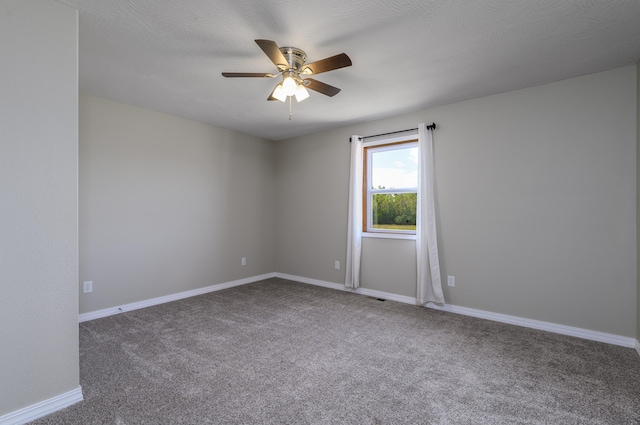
371;146;418;189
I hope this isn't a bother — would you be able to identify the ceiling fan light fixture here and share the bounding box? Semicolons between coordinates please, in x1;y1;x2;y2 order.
282;76;297;96
294;85;310;102
272;84;287;102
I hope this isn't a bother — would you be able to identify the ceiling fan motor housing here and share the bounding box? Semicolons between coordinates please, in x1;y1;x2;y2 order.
279;47;307;73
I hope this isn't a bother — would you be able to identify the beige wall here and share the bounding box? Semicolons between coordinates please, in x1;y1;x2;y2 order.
276;66;637;337
79;94;275;313
0;0;79;416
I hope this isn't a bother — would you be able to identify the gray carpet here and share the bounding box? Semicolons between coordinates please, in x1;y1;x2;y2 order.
32;278;640;424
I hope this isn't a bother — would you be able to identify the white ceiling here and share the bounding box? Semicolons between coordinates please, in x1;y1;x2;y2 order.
56;0;640;141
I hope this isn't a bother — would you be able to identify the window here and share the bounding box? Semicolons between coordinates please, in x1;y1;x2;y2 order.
363;138;418;235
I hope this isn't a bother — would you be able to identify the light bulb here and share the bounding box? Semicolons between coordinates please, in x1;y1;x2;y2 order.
272;84;286;102
282;76;297;96
294;85;310;102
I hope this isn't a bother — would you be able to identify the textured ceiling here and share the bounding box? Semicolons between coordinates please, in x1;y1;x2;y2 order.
56;0;640;141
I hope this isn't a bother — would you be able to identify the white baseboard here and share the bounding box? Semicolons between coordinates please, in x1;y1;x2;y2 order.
275;273;345;292
0;387;83;425
78;273;276;322
78;272;639;352
274;273;416;305
424;302;637;349
275;273;637;350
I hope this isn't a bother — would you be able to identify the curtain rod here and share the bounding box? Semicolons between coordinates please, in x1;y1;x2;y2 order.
349;123;436;142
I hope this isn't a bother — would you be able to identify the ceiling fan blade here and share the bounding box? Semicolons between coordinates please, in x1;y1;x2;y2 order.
303;78;341;97
255;39;289;70
302;53;352;75
222;72;275;78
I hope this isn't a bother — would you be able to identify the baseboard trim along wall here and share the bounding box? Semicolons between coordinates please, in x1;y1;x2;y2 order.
425;301;637;349
0;387;83;425
78;273;276;322
274;273;417;305
78;272;638;354
275;273;638;350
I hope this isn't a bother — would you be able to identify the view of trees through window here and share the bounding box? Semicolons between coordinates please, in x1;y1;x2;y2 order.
372;192;417;230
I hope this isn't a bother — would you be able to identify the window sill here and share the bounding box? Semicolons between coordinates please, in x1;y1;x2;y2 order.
362;232;416;241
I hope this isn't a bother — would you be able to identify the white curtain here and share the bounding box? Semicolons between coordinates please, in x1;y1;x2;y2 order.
416;123;445;305
345;135;363;289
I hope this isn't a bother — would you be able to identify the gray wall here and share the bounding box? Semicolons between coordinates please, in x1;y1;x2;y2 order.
79;94;276;313
276;66;637;338
0;0;79;416
637;61;640;344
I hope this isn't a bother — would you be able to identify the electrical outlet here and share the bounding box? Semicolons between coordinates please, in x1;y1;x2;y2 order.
447;276;455;287
241;257;246;266
334;260;340;270
83;281;93;293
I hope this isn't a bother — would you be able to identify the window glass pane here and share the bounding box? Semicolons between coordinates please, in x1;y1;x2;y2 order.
371;146;418;190
371;193;417;230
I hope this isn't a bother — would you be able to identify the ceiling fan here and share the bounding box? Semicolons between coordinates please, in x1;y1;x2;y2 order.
222;39;352;104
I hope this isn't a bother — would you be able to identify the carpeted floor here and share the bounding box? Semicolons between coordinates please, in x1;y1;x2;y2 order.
32;278;640;424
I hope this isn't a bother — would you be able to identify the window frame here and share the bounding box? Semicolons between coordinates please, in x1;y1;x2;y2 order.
362;136;418;238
